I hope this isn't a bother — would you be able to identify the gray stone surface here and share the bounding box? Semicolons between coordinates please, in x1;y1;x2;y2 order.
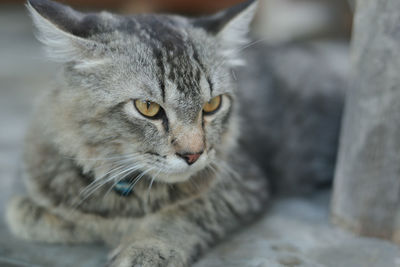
332;0;400;243
195;193;400;267
0;4;399;267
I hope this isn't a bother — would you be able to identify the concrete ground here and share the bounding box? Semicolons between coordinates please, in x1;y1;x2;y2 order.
0;5;399;267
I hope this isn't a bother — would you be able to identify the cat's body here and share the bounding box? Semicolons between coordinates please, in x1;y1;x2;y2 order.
238;42;346;194
6;0;345;266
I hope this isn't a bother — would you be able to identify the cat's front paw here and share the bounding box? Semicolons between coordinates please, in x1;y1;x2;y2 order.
107;239;187;267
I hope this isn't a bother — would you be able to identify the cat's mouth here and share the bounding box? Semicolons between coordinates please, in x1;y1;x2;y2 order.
142;148;215;183
151;154;208;183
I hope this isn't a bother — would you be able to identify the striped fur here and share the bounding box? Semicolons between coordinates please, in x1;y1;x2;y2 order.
7;0;269;266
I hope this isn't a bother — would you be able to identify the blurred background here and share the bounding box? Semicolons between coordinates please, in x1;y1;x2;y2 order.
6;1;396;267
1;0;354;40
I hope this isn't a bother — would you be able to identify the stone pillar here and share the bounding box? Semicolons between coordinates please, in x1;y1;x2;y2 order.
331;0;400;244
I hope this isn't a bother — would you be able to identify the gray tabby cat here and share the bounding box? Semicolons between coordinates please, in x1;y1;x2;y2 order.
6;0;347;264
6;0;270;266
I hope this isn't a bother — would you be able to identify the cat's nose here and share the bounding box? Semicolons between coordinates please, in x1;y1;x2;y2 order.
176;151;203;165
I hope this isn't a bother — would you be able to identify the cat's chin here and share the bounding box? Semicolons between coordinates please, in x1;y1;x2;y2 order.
150;162;209;184
152;167;205;183
155;172;195;183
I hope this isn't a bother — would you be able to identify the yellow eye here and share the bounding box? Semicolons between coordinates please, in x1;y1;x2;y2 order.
203;95;222;114
134;100;161;118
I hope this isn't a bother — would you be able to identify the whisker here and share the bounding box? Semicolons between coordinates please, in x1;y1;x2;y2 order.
85;164;144;197
102;164;146;198
208;163;220;178
114;166;156;201
129;167;156;191
236;38;268;53
207;164;218;178
80;163;129;195
62;152;142;162
73;162;146;210
218;161;241;182
80;155;146;196
213;37;268;77
145;169;161;208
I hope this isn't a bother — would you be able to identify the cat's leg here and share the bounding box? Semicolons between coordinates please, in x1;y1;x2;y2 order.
6;196;100;244
107;158;269;267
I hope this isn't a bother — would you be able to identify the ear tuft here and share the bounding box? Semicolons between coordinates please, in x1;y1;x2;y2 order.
193;0;258;66
26;0;105;67
27;0;83;32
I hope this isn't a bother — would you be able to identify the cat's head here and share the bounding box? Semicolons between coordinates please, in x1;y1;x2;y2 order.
28;0;257;183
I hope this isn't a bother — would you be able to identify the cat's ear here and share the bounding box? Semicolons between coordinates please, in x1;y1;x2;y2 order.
27;0;107;69
192;0;258;66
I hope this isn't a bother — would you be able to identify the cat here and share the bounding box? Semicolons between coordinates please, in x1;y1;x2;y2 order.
5;0;346;266
6;0;269;266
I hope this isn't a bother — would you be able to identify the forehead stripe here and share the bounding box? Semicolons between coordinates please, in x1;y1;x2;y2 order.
207;77;214;94
192;44;213;94
153;48;166;102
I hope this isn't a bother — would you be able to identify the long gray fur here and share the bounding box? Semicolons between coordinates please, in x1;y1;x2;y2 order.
5;0;344;266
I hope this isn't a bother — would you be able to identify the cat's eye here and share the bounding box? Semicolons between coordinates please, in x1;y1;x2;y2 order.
203;95;222;115
134;99;161;118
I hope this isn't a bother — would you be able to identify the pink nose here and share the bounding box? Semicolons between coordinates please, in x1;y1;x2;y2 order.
176;151;203;165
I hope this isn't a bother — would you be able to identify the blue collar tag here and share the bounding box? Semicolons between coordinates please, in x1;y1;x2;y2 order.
113;181;133;196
